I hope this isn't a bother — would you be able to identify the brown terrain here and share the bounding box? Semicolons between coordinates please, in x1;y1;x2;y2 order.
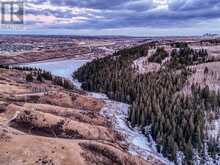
1;35;219;165
0;35;142;65
0;46;90;65
0;67;151;165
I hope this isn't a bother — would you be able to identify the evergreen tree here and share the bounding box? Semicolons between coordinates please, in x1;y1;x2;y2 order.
26;73;33;82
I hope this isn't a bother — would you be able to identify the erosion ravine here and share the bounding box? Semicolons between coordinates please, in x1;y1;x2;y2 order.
22;59;171;165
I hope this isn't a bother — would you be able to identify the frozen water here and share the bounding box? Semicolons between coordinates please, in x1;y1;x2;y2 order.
22;59;90;89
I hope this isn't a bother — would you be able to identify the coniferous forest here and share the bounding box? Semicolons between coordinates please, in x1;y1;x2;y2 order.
73;44;220;164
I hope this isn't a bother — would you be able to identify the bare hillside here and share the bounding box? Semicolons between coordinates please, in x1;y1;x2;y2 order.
0;68;152;165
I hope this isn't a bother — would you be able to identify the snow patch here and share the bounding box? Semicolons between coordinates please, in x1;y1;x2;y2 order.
192;148;220;165
176;151;185;165
133;57;160;74
87;92;109;99
99;96;172;165
207;118;220;142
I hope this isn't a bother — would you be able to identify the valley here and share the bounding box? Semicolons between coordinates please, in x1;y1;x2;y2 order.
74;37;220;164
0;35;220;165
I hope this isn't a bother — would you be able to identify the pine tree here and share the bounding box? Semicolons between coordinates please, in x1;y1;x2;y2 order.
140;110;145;127
26;73;33;82
37;74;43;82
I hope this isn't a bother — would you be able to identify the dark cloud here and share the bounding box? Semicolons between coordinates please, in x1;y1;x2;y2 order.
49;0;128;9
26;0;220;31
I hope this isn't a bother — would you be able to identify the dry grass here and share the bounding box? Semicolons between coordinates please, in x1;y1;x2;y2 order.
0;68;152;165
10;110;120;142
79;142;151;165
182;62;220;95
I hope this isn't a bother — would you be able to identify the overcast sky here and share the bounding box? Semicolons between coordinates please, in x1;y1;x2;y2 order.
1;0;220;36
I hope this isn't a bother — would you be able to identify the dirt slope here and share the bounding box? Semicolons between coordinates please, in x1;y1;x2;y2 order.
0;68;152;165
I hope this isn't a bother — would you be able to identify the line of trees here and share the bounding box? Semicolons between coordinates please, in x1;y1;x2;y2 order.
26;69;74;90
0;65;74;90
169;47;208;68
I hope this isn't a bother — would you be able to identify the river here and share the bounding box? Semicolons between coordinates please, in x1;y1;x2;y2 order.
23;59;171;165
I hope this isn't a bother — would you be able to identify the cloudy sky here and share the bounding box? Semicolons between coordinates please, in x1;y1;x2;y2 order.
1;0;220;36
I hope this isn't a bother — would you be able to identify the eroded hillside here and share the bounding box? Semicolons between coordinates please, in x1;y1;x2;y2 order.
0;67;152;165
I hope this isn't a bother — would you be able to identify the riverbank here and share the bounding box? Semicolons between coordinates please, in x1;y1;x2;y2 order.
13;54;92;66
